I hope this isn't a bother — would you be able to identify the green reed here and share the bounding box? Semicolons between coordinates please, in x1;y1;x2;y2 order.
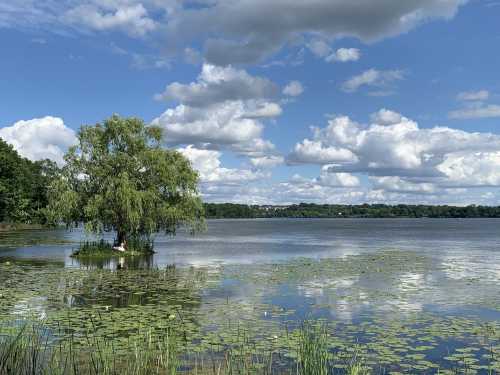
0;319;369;375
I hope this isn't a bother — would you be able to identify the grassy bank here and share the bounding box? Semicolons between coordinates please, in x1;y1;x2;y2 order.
71;239;155;258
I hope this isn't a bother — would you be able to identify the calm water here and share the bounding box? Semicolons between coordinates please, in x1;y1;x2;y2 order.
1;218;500;372
2;218;500;266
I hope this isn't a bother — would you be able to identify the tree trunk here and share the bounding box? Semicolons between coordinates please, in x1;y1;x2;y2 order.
117;231;127;247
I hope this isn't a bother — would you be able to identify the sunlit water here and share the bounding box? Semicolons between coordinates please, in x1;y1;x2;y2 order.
1;218;500;373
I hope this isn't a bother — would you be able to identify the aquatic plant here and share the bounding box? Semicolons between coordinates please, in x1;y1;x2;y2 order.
0;322;180;375
71;237;155;258
0;320;372;375
2;249;500;374
297;321;330;375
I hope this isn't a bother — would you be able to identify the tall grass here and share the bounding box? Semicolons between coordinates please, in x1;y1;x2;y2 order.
0;320;368;375
0;323;179;375
297;322;329;375
297;322;368;375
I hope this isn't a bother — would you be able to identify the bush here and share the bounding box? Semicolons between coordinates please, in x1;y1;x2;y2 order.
71;237;155;258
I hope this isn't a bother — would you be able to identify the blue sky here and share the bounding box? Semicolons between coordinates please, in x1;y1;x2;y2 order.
1;0;500;205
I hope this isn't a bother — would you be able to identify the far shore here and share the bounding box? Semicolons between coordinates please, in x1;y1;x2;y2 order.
0;223;45;232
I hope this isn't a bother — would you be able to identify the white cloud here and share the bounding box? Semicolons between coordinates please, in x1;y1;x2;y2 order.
341;69;404;93
288;139;358;165
0;1;165;37
316;168;360;187
308;40;361;63
370;108;403;125
153;102;263;146
153;64;284;198
0;117;76;165
154;64;278;106
370;176;439;195
449;90;500;119
178;145;265;184
437;151;500;187
457;90;489;101
152;64;282;160
283;81;304;97
288;110;500;191
326;48;361;63
196;174;500;205
449;104;500;119
64;3;157;37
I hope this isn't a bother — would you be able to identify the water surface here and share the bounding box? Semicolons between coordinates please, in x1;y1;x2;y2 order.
1;219;500;373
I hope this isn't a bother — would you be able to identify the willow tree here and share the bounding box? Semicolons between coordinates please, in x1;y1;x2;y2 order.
46;115;205;249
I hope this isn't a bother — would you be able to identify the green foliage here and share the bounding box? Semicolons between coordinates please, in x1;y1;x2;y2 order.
298;322;330;375
204;202;500;219
0;137;58;224
45;115;205;245
71;238;154;258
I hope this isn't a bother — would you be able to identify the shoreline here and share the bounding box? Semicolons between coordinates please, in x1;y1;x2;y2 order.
0;223;45;232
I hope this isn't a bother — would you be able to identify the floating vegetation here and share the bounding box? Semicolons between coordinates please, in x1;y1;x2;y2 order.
1;247;500;374
0;229;72;249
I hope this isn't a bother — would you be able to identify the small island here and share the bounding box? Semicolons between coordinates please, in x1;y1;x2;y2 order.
45;115;205;258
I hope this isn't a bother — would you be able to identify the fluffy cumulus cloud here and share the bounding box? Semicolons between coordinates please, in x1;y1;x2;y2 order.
315;168;360;188
341;69;404;94
0;116;76;165
288;109;500;194
370;108;403;125
152;63;283;159
288;139;357;165
162;0;466;65
153;102;266;148
155;64;278;106
436;152;500;187
152;63;286;200
178;145;266;184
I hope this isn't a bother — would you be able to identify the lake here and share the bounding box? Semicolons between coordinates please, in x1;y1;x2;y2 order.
1;218;500;373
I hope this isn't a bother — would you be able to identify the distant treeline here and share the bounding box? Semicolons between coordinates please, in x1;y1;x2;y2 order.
0;138;58;224
3;134;500;225
204;203;500;219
